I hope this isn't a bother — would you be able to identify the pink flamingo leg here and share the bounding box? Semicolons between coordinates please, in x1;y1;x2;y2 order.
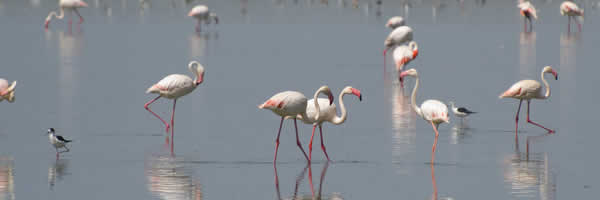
308;124;317;161
430;122;439;165
273;164;281;200
568;17;571;33
319;125;330;161
526;100;555;133
515;99;523;138
308;164;315;197
273;117;284;163
170;99;177;139
144;96;171;133
294;119;310;161
74;9;84;24
196;20;201;32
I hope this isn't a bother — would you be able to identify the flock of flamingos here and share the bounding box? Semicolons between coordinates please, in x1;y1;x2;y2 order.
0;0;585;163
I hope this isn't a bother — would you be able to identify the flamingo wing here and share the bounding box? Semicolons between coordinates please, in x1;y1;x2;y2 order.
260;91;307;117
147;74;194;97
500;80;541;99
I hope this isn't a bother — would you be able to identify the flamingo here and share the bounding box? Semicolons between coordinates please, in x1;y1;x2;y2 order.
386;16;405;29
144;61;205;140
393;41;419;87
0;79;16;103
259;86;334;163
518;0;537;31
560;1;584;32
384;26;413;72
297;86;363;161
500;66;558;135
44;0;88;29
188;5;219;32
400;69;450;164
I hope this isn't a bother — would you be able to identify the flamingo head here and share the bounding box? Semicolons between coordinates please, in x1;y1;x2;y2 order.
543;66;558;80
188;61;205;85
409;41;419;59
344;86;362;101
400;68;418;79
318;85;335;105
44;20;50;29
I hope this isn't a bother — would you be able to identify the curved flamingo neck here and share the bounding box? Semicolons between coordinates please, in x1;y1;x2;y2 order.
410;75;424;118
330;91;350;125
541;70;551;99
46;8;65;22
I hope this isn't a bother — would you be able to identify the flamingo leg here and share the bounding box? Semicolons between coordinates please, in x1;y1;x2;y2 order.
430;122;439;165
568;16;571;33
308;164;315;197
74;9;83;24
144;96;171;133
526;100;555;133
170;99;177;140
273;117;284;163
319;125;330;161
294;119;310;161
528;18;532;32
273;164;282;200
195;20;201;32
515;99;523;138
309;124;317;161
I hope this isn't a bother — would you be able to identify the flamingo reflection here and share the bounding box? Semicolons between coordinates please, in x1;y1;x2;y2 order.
388;84;417;175
0;157;15;200
519;31;536;80
274;162;341;200
48;158;70;190
145;154;203;200
559;32;579;133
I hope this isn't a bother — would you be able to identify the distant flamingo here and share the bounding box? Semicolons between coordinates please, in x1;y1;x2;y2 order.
188;5;219;32
0;79;16;103
393;41;418;87
297;86;362;161
259;86;334;163
386;16;405;29
384;26;413;72
400;69;450;164
500;66;558;135
144;61;205;140
518;0;537;31
560;1;584;32
44;0;88;29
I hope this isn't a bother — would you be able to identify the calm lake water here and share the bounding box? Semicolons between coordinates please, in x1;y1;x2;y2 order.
0;0;599;199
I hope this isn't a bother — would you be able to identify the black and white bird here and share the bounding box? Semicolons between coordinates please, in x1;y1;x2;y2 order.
449;102;477;119
47;128;72;157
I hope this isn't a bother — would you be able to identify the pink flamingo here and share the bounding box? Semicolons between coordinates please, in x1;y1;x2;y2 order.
384;26;413;72
386;16;405;29
297;86;362;161
393;41;419;87
44;0;88;29
144;61;205;140
560;1;584;32
500;66;558;136
259;86;333;163
518;0;537;31
400;69;450;164
0;79;16;103
188;5;219;32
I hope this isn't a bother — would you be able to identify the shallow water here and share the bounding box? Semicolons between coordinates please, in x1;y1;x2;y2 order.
0;0;599;199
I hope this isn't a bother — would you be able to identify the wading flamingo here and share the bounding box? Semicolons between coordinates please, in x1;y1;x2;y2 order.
259;86;334;163
386;16;405;29
0;79;16;103
44;0;88;29
500;66;558;135
188;5;219;32
560;1;584;32
384;26;413;72
297;86;363;161
144;61;205;140
518;0;537;31
400;69;450;164
393;41;419;87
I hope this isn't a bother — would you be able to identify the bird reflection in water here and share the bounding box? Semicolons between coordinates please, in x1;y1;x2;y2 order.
430;165;437;200
519;31;536;80
503;134;556;199
559;32;579;133
274;162;342;200
145;154;203;200
48;158;70;190
388;84;417;174
0;157;15;200
189;31;219;58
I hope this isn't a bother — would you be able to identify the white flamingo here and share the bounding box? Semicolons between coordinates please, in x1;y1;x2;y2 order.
0;79;16;103
393;41;419;87
297;86;363;161
560;1;584;32
44;0;88;29
518;0;537;31
384;26;413;72
259;86;334;163
144;61;205;140
188;5;219;32
499;66;558;135
400;69;450;164
386;16;405;29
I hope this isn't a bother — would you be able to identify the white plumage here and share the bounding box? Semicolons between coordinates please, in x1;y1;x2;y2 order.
44;0;88;28
0;79;16;103
392;41;419;72
188;5;219;32
386;16;405;29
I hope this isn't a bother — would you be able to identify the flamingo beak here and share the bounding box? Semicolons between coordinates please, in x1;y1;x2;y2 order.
552;70;558;80
413;49;419;59
196;74;204;85
44;20;50;29
328;93;334;105
351;88;362;101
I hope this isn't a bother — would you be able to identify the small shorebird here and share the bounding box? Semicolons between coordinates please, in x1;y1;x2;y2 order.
449;101;477;120
47;128;72;158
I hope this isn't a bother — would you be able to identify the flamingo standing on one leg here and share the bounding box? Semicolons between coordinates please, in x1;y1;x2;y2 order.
297;86;363;161
144;61;205;141
0;79;16;103
560;1;584;32
393;41;419;87
500;66;558;136
44;0;88;29
259;86;334;163
518;0;537;32
400;69;450;164
188;5;219;32
384;26;413;72
386;16;405;29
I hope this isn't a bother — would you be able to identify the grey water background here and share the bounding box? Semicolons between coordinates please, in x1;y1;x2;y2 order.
0;0;599;199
